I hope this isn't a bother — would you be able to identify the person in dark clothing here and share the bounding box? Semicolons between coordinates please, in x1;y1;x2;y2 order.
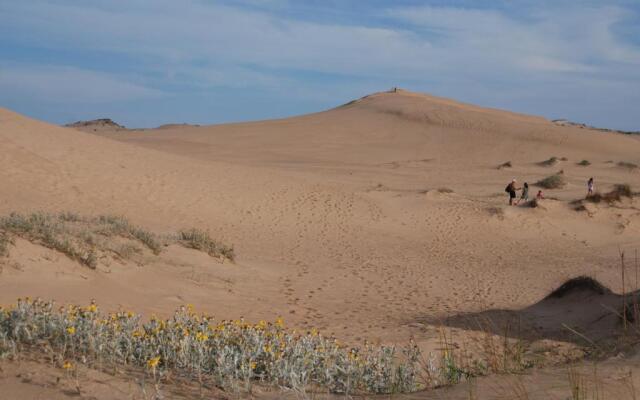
505;179;520;206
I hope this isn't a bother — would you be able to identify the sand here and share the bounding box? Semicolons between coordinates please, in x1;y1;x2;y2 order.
1;89;639;398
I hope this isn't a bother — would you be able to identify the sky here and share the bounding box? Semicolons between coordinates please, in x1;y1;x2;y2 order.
1;0;639;130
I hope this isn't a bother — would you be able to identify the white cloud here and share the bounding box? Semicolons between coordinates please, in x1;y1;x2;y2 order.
0;1;638;129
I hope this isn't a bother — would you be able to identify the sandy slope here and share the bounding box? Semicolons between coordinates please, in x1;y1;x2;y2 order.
1;89;640;397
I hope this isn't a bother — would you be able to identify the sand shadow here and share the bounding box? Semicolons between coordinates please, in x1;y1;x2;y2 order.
417;277;640;347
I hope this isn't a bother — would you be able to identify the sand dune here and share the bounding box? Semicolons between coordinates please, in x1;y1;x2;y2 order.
1;89;640;398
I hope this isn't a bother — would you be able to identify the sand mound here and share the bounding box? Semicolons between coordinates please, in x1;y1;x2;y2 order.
547;275;612;298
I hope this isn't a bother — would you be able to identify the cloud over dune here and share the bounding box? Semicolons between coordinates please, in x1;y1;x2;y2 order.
0;0;638;129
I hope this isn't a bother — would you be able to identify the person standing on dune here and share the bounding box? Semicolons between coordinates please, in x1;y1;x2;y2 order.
505;179;520;206
587;177;594;197
516;182;529;205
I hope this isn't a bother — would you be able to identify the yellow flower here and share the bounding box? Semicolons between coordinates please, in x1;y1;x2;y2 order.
195;332;208;342
86;304;98;313
275;316;284;328
66;326;76;335
182;328;190;337
250;362;257;370
147;356;161;369
263;344;272;354
127;311;134;318
256;320;267;330
310;328;318;337
133;330;144;338
63;361;73;370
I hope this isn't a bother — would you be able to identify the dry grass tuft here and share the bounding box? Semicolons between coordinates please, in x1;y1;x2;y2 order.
0;212;235;268
577;160;591;166
585;184;634;204
535;174;567;189
618;161;638;170
178;228;235;261
538;157;559;167
497;161;512;169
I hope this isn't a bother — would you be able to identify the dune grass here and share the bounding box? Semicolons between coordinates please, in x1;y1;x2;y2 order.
538;156;559;167
618;161;638;170
577;160;591;166
535;174;567;189
585;184;634;204
178;228;235;261
0;232;12;258
0;212;234;268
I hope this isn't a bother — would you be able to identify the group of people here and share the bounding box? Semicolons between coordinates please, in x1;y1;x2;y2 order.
505;177;595;206
505;179;537;206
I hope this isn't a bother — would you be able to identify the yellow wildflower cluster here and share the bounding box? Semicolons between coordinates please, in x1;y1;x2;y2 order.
0;298;422;394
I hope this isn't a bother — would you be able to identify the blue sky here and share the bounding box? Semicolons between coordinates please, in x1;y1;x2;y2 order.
1;0;639;130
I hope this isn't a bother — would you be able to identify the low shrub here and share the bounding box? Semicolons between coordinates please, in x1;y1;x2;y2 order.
178;228;235;261
0;212;235;268
577;160;591;166
618;161;638;170
0;298;423;394
585;184;633;204
538;157;559;167
535;174;566;189
0;232;13;257
497;161;512;169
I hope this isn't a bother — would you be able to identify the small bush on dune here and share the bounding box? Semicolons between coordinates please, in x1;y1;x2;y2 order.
617;161;638;170
0;212;235;268
437;187;454;194
538;157;559;167
525;199;539;208
602;184;633;202
548;276;610;298
585;184;633;204
535;174;566;189
96;215;161;254
0;212;94;268
0;232;13;257
577;160;591;166
178;228;235;261
497;161;512;169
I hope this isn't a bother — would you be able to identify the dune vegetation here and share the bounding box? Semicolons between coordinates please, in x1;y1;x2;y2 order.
0;212;234;268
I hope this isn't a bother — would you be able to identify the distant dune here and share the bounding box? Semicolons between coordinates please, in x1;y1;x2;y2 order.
2;88;640;399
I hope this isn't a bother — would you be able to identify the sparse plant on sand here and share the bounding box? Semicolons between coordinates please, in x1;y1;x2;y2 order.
535;174;566;189
538;156;559;167
582;184;634;205
0;212;235;267
178;228;235;261
0;298;422;395
437;187;454;194
0;232;12;257
618;161;638;170
578;160;591;166
497;161;512;169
